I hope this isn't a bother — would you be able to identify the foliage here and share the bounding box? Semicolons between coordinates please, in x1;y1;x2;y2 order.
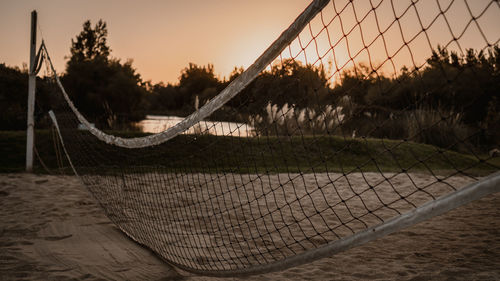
0;64;28;130
0;64;56;130
223;59;331;123
248;103;345;136
314;45;500;150
63;20;147;129
178;63;221;108
144;63;224;118
1;16;498;150
68;20;110;64
145;82;182;115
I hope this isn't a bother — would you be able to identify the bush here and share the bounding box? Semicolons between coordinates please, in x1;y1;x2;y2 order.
405;107;471;151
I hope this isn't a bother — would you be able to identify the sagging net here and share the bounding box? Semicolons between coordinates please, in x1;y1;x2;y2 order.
38;0;499;276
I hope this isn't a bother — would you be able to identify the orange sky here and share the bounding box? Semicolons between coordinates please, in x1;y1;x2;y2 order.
1;0;499;84
0;0;313;83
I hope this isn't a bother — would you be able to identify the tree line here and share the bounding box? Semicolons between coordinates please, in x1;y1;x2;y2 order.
0;20;498;149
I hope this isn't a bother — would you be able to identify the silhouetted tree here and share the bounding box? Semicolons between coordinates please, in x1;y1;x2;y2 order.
68;20;110;65
146;82;182;115
0;64;54;130
0;64;28;130
325;45;500;148
63;20;146;129
419;46;499;126
177;63;222;111
228;59;331;116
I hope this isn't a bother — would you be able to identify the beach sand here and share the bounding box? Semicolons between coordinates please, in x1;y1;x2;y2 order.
0;173;499;280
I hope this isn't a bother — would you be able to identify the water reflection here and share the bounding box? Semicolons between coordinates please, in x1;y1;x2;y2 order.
137;115;255;137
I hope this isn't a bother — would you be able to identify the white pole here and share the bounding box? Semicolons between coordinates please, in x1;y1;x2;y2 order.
26;10;37;172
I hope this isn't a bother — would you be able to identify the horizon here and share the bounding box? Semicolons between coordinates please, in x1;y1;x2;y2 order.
0;0;313;84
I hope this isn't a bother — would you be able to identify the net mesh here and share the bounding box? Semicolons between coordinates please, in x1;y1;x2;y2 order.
37;0;499;276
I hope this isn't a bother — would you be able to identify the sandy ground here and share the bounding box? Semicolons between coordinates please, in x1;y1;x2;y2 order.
0;173;499;280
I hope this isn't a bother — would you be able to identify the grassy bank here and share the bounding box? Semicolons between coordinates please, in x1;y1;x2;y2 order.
1;130;498;176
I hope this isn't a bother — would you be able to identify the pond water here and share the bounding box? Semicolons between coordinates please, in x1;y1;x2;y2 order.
137;115;255;137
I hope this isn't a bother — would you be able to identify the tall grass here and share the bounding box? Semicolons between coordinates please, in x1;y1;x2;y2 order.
248;101;475;152
406;107;470;150
248;102;345;136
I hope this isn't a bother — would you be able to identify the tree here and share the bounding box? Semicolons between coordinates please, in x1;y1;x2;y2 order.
63;20;146;129
178;63;222;111
0;64;54;130
68;20;110;65
228;60;331;114
0;64;28;130
146;82;182;115
421;46;499;125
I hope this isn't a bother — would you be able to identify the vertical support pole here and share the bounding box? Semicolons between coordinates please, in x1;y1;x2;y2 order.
26;10;37;172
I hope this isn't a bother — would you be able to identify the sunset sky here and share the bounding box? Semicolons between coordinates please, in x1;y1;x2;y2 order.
1;0;313;84
1;0;499;84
